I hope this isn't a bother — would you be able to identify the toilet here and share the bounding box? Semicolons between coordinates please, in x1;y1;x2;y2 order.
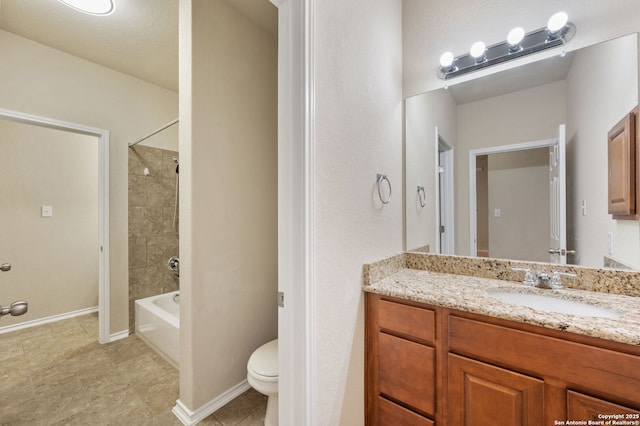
247;339;278;426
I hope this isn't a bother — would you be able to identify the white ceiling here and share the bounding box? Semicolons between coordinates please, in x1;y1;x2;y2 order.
0;0;277;92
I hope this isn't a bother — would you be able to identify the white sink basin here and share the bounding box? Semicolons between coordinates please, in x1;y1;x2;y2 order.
489;291;622;318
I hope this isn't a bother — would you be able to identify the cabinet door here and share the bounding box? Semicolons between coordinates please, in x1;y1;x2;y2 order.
567;391;640;420
608;112;636;217
448;354;544;426
378;332;435;416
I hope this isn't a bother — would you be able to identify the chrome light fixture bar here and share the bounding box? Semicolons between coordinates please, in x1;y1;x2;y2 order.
438;12;576;80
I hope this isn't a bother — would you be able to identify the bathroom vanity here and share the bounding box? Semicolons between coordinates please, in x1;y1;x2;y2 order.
364;253;640;425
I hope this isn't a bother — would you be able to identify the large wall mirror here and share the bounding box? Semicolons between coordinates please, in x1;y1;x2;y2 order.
405;33;640;270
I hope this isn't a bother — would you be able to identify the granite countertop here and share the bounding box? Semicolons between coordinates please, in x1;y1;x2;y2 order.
364;267;640;346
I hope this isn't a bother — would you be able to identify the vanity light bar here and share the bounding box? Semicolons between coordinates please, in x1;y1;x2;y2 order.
438;13;576;80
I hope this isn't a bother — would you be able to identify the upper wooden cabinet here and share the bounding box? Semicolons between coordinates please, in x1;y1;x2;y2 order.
608;108;638;219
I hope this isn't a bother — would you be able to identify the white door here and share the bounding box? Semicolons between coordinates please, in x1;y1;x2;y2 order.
549;124;567;264
437;132;454;255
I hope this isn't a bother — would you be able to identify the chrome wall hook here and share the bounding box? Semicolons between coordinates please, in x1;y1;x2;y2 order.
376;174;391;204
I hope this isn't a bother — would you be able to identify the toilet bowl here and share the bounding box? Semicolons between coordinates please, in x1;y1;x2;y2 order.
247;339;278;426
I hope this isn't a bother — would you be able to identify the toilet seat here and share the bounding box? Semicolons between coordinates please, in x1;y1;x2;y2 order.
248;339;278;380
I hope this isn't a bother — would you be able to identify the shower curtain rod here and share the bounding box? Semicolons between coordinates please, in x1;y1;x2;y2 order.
128;118;179;148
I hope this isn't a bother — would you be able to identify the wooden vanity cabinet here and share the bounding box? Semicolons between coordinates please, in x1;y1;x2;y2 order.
366;295;438;425
365;293;640;426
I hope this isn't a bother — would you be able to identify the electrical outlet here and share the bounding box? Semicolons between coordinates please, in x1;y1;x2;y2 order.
494;208;501;218
41;205;53;217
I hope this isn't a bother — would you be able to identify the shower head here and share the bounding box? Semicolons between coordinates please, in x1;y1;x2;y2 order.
172;156;179;174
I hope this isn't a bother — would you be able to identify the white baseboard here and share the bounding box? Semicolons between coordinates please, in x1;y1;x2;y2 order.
109;329;130;342
172;380;251;425
0;306;98;335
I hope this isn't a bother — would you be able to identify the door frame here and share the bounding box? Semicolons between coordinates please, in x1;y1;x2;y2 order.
436;128;454;254
468;138;555;257
271;0;315;424
0;108;111;343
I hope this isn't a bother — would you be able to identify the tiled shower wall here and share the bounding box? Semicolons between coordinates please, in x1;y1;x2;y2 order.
128;145;179;332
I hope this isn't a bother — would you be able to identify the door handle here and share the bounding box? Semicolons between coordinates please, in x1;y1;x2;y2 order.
548;249;576;256
0;301;28;317
0;263;11;272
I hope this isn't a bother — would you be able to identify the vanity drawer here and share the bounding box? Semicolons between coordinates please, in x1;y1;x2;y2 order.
378;396;434;426
378;332;435;416
378;299;435;343
448;315;640;405
567;391;640;419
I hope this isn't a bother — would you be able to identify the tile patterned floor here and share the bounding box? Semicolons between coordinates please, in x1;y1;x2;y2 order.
0;313;266;425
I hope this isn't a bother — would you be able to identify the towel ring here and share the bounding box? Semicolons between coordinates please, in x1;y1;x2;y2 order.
417;186;426;208
376;174;391;204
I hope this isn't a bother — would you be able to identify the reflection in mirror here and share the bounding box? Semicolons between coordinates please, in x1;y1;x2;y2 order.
405;33;640;270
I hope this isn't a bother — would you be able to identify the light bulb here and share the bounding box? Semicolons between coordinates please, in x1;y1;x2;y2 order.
439;52;454;68
58;0;115;15
507;27;525;46
470;41;486;59
547;12;568;33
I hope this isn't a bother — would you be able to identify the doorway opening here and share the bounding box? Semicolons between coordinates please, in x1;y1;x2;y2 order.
468;132;565;264
0;108;110;343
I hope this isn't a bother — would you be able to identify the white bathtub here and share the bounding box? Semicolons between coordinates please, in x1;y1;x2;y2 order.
135;291;180;368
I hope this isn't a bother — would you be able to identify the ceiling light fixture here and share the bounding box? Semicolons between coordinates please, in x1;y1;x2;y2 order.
546;12;568;40
437;12;575;80
469;41;487;63
507;27;525;52
58;0;115;16
439;51;456;73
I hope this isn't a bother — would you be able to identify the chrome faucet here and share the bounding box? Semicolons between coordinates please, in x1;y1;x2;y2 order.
168;256;180;280
512;267;577;289
511;267;536;286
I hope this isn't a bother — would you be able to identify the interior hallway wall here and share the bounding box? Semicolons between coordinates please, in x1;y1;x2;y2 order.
0;119;98;326
488;148;550;262
179;0;278;410
0;29;178;335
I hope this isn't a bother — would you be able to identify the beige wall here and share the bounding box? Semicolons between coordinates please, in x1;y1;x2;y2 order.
488;149;550;262
405;89;457;252
456;81;566;255
566;34;639;268
314;0;403;423
0;29;178;334
0;119;98;326
180;0;277;410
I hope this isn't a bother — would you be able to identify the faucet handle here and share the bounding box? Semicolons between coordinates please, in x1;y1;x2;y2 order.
550;271;577;289
511;267;536;286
